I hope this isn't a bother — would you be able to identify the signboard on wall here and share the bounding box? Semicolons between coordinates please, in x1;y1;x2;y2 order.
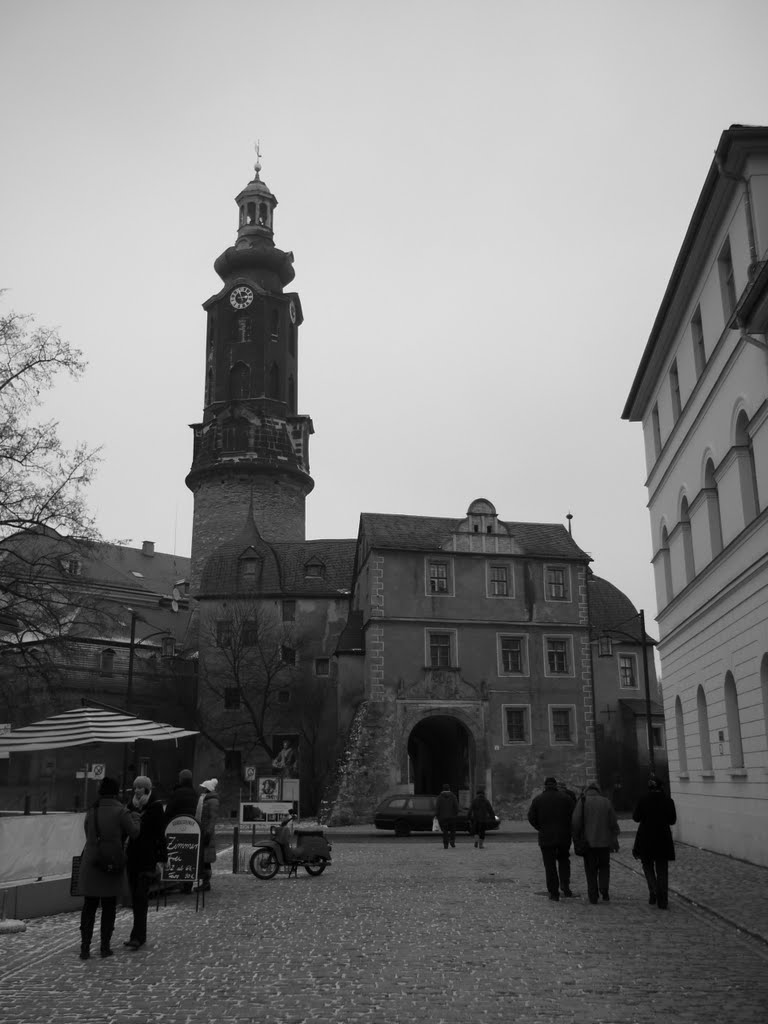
240;801;295;830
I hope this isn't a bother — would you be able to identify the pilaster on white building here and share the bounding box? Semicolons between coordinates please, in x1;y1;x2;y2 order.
624;124;768;867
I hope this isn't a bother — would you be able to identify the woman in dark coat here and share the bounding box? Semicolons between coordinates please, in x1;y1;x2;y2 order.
78;776;140;959
124;775;168;949
632;777;677;909
469;787;496;849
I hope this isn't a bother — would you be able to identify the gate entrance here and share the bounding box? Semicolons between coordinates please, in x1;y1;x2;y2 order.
407;716;471;796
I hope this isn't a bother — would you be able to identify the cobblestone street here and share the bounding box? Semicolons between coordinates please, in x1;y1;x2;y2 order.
2;838;767;1024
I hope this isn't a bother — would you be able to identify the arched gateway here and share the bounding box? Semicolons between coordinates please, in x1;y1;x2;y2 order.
408;715;473;796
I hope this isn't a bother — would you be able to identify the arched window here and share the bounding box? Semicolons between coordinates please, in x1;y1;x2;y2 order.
675;695;688;773
735;410;759;524
287;375;295;414
100;649;115;676
704;458;723;557
258;202;268;226
268;362;280;400
230;361;250;400
724;671;744;768
680;496;695;584
271;309;279;340
696;685;713;771
660;526;673;603
246;202;256;225
761;654;768;750
205;368;213;405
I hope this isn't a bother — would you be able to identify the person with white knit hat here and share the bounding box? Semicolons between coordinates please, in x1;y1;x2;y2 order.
195;779;219;891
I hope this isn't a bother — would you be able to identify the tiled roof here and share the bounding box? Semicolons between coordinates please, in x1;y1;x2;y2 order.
587;573;655;644
359;513;590;559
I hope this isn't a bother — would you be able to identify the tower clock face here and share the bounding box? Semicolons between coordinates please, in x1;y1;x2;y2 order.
289;300;297;324
230;286;254;310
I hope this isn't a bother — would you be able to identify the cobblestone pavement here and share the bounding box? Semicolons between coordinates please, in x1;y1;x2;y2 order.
2;837;767;1024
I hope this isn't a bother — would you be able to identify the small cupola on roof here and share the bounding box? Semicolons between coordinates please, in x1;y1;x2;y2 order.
465;498;499;535
235;143;277;243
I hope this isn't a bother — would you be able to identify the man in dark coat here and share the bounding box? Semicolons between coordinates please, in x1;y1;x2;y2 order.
527;776;576;900
165;768;198;822
434;783;459;849
124;775;167;949
78;776;140;959
632;777;677;909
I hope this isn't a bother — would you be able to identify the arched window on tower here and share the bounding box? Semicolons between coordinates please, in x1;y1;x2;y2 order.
268;362;280;400
724;671;744;769
680;496;695;585
258;202;268;226
735;409;759;525
696;685;713;771
660;526;673;604
288;375;295;414
704;458;723;557
246;202;256;225
674;695;688;774
271;309;279;341
230;361;250;400
205;367;213;406
235;422;249;451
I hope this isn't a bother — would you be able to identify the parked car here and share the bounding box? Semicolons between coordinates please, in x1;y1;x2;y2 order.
373;794;501;836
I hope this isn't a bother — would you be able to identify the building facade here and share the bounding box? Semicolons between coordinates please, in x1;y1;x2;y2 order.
623;125;768;866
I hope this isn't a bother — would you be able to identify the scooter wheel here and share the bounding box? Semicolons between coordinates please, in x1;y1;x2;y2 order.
249;848;279;879
304;859;328;877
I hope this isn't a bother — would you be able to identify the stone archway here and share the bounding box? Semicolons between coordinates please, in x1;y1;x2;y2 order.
407;715;473;796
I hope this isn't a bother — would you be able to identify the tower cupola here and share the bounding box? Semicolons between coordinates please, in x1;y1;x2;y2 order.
235;146;277;242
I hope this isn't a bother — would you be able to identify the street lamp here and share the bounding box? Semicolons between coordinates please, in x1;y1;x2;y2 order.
594;608;657;777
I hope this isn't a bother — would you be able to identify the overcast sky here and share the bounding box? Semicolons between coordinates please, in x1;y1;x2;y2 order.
3;0;768;644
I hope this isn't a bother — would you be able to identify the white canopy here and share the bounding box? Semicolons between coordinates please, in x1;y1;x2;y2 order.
0;706;198;753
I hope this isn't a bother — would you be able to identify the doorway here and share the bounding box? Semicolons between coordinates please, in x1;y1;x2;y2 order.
407;715;471;796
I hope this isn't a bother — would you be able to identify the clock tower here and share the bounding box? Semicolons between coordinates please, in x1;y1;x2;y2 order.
186;153;314;592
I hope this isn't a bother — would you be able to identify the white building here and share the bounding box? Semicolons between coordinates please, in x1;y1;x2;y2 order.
623;125;768;867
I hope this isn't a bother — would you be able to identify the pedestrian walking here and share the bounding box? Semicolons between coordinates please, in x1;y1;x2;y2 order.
571;782;620;904
195;778;220;890
78;776;140;959
632;777;677;909
123;775;167;949
434;782;459;849
527;776;576;900
469;787;495;849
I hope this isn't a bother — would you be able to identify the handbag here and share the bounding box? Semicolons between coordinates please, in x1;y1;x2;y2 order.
431;816;441;833
91;800;126;874
572;794;590;857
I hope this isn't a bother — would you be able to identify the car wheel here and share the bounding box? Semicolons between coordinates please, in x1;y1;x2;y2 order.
304;859;328;876
393;819;411;837
249;848;279;879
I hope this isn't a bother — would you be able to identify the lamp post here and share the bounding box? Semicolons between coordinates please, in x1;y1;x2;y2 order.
120;608;173;795
595;608;656;777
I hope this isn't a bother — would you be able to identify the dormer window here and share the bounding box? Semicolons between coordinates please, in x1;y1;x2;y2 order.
161;636;176;659
63;555;81;576
239;554;261;587
305;560;325;579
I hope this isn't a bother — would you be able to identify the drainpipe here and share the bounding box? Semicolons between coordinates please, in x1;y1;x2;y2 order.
715;154;758;268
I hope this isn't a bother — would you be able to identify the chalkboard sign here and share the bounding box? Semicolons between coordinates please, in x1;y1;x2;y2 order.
164;815;201;882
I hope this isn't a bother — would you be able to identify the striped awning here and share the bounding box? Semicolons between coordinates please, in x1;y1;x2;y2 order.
0;707;198;753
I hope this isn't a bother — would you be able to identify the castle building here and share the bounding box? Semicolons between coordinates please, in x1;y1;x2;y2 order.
624;124;768;866
186;157;659;820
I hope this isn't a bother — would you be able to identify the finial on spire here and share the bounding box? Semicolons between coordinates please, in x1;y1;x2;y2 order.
254;139;262;179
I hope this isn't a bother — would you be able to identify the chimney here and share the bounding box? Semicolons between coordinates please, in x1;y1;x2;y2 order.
142;540;155;557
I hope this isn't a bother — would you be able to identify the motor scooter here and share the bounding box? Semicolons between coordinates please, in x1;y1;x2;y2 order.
248;812;332;880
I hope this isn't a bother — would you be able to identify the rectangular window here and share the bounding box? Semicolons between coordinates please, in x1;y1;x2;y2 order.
224;687;241;710
500;636;523;674
651;724;665;749
429;632;452;668
504;705;530;744
691;306;706;379
546;638;570;675
237;317;251;343
718;238;737;318
619;654;638;689
551;706;575;744
315;657;330;676
489;564;509;597
651;403;662;457
281;645;296;666
282;600;296;622
429;561;449;594
545;566;568;600
216;621;233;648
670;360;681;421
242;620;258;647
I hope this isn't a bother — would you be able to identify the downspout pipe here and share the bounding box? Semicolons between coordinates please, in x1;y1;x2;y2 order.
715;153;758;268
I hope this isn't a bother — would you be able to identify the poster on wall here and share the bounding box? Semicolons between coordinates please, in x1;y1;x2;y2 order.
240;801;295;830
271;734;299;777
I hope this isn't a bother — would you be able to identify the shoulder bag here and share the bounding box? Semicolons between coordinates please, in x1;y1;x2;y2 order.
91;799;127;874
